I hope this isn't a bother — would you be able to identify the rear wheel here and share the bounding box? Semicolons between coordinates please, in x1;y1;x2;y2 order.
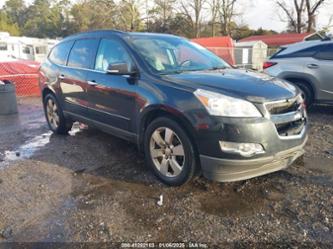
43;93;72;134
144;117;198;186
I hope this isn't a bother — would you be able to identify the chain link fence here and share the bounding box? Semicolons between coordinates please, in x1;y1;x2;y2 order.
207;47;279;71
0;61;40;97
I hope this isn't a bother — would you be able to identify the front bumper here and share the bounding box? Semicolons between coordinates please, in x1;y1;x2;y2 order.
195;98;307;182
200;137;307;182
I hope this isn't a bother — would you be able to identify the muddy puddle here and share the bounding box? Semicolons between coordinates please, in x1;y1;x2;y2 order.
3;132;52;162
0;122;85;166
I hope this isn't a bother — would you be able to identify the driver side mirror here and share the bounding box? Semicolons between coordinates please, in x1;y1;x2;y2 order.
106;62;137;76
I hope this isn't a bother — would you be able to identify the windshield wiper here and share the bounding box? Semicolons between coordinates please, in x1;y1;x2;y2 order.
160;67;227;75
159;70;184;75
160;68;203;75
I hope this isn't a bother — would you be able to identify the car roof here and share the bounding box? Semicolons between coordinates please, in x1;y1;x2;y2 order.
278;39;333;55
61;29;178;43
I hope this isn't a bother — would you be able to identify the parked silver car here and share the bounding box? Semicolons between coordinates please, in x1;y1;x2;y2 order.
264;39;333;106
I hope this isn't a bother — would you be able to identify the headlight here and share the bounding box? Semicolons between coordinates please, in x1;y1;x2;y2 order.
194;89;262;117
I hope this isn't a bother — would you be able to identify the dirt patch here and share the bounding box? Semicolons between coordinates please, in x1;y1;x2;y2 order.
0;98;332;245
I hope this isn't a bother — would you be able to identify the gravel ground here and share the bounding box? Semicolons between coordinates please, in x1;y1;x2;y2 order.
0;97;332;248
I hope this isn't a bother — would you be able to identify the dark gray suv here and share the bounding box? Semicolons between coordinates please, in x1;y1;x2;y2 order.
264;40;333;106
39;30;308;186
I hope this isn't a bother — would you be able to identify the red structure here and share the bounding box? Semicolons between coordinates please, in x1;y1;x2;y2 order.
191;36;235;65
0;60;40;96
238;33;320;47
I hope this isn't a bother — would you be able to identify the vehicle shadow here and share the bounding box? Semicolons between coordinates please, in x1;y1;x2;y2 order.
308;104;333;115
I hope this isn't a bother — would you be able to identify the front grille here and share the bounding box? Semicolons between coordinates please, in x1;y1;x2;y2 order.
265;95;301;115
275;120;305;137
265;95;306;138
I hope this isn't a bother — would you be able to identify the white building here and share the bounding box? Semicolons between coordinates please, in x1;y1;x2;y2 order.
235;40;268;71
0;32;58;63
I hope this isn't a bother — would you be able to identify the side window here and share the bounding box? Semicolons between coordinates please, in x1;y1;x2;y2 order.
68;39;99;69
95;39;132;72
35;46;47;54
270;47;286;59
314;44;333;60
275;45;322;59
23;46;32;54
291;45;322;58
49;41;73;65
0;42;8;51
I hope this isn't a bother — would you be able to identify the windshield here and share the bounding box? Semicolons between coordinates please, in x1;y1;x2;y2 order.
128;35;230;74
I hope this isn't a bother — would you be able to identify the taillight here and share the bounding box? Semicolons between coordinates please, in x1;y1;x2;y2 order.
263;61;277;69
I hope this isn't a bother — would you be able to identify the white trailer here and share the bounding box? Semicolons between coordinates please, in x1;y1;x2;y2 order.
0;32;58;63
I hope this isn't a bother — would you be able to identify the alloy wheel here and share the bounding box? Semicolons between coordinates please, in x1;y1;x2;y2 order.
149;127;185;178
46;98;60;130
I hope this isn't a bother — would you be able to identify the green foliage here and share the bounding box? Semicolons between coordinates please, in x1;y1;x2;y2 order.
0;11;20;35
70;0;118;33
116;0;143;31
231;25;278;41
3;0;26;28
0;0;280;39
168;14;193;38
148;0;176;32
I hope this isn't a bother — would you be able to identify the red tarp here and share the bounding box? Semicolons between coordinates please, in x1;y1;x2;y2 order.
0;60;40;96
191;36;235;65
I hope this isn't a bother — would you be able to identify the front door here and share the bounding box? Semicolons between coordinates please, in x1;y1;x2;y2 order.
86;38;137;132
313;44;333;101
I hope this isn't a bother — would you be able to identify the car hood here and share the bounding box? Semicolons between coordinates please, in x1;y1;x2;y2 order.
163;69;298;103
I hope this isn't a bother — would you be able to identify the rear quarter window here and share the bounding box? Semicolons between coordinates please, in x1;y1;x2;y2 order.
49;41;74;66
273;44;324;59
314;44;333;60
270;47;286;59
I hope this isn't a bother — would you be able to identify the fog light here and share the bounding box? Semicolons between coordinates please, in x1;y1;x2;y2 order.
219;141;265;157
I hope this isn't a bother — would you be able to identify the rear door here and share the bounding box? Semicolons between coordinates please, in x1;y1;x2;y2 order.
60;38;99;115
313;44;333;100
85;38;137;132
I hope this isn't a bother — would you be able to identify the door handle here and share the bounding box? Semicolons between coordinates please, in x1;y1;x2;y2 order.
87;80;98;86
59;74;65;80
307;64;319;69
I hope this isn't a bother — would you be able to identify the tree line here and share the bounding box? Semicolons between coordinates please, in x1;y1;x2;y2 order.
277;0;329;33
0;0;330;40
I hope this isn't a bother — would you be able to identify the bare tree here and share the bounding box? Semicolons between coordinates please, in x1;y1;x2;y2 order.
181;0;206;38
151;0;176;31
305;0;325;32
277;0;326;33
208;0;220;36
219;0;238;36
276;0;306;33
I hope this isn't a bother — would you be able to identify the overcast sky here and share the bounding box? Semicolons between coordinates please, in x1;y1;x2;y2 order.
238;0;333;32
0;0;332;33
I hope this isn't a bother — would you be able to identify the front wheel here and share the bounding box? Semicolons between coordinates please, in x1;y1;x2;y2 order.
43;93;72;134
144;117;198;186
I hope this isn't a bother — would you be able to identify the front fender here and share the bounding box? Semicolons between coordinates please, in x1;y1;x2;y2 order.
277;71;318;99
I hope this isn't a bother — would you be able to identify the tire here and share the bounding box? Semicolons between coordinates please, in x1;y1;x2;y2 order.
292;81;314;108
43;93;72;135
144;117;198;186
